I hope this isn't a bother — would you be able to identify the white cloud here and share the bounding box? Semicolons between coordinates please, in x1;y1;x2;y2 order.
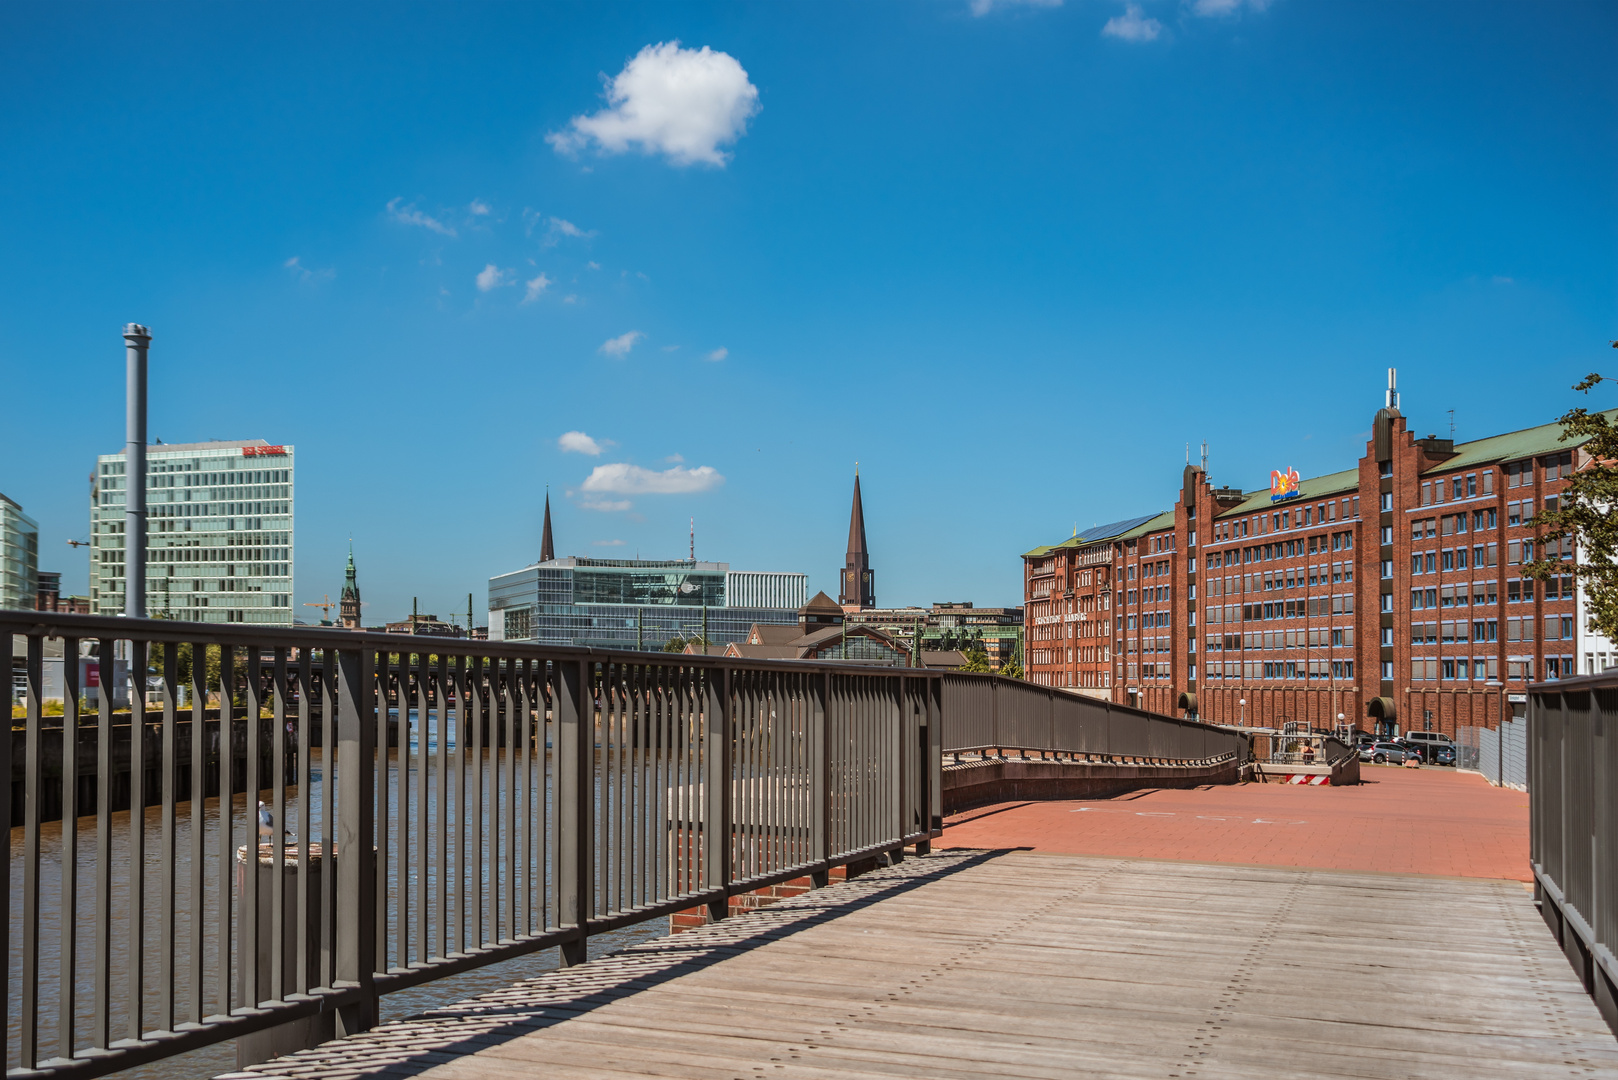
1492;275;1515;286
582;462;724;495
559;431;609;456
661;344;681;352
599;330;645;357
1103;3;1162;41
970;0;1061;15
664;453;685;463
386;197;457;237
283;256;334;284
704;347;728;362
592;538;627;546
1191;0;1272;14
469;198;492;216
550;217;596;240
523;273;553;303
476;263;511;292
563;294;578;305
548;41;760;167
587;260;602;270
582;499;633;512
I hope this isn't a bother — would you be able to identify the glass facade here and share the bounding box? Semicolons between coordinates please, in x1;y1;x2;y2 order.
90;441;294;625
489;557;803;650
0;493;39;610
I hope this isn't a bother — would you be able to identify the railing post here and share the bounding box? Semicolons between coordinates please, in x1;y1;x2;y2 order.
890;676;906;865
333;646;376;1037
924;675;942;846
556;658;591;966
703;666;731;921
809;671;829;888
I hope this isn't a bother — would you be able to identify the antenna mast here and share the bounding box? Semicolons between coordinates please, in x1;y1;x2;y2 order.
689;518;695;561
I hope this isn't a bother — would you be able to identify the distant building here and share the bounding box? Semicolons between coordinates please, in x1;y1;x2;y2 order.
838;471;875;611
90;439;294;624
0;492;39;610
723;592;913;666
385;612;462;637
339;543;362;629
843;601;1025;671
490;556;806;650
33;571;89;614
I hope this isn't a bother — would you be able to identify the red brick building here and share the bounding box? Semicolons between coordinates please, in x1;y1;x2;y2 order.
1024;377;1609;737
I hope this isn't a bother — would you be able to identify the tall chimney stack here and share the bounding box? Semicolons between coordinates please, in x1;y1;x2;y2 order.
123;323;151;618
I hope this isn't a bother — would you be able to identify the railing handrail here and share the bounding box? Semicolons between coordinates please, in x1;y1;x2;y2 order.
0;609;945;681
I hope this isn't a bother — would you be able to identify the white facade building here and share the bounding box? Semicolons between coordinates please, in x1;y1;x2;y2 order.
725;570;809;610
90;440;294;625
0;492;39;610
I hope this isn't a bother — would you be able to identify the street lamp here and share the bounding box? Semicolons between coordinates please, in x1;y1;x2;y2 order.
1239;698;1247;727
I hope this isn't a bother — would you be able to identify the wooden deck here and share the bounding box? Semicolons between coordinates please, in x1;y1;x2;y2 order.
228;850;1618;1080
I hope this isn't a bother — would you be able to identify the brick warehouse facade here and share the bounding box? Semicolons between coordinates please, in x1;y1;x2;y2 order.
1024;376;1612;738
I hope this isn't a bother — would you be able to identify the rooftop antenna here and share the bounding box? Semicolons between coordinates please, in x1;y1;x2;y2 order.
1447;409;1455;440
689;517;694;561
1185;442;1189;465
1200;441;1208;473
1386;367;1399;410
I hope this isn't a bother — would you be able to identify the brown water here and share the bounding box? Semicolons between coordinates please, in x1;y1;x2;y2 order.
8;740;671;1080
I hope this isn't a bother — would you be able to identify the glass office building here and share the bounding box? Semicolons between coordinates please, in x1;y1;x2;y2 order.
90;440;294;625
0;492;39;610
488;557;806;650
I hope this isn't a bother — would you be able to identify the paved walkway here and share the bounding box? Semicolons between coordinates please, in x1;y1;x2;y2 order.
228;846;1614;1080
941;765;1531;880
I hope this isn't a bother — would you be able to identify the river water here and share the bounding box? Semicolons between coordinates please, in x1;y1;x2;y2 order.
7;707;681;1080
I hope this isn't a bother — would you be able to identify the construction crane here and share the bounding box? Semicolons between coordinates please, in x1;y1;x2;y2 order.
303;594;337;622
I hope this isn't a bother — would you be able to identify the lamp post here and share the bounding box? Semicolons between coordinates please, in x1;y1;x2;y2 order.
1239;698;1247;727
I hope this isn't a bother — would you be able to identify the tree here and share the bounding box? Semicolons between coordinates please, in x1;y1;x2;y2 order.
1527;372;1618;641
997;655;1024;680
662;637;688;653
959;643;991;673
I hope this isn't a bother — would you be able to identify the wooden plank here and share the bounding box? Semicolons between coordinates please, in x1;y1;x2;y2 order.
233;850;1618;1080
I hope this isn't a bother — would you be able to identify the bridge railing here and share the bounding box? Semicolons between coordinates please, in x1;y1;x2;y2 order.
1;611;940;1080
938;673;1246;764
1528;669;1618;1032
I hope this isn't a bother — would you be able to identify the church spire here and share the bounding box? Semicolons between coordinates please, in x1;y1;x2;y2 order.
339;541;362;629
838;467;874;610
540;487;555;563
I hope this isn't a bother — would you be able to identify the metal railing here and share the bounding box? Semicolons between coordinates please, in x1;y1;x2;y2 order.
2;611;940;1079
939;673;1245;765
1528;669;1618;1033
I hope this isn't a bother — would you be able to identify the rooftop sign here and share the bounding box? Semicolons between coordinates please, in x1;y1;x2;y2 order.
1269;466;1301;502
243;445;287;457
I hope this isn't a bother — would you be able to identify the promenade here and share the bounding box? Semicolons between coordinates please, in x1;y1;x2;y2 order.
224;768;1615;1080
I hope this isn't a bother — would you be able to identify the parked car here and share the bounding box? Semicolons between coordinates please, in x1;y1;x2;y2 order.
1391;740;1425;764
1432;744;1457;766
1403;731;1454;763
1360;741;1413;765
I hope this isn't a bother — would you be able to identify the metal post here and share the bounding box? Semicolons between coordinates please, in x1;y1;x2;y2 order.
809;671;829;887
556;659;590;965
333;647;376;1037
123;323;150;617
703;666;731;922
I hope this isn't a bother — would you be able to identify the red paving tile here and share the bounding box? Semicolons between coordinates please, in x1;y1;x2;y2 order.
939;765;1531;881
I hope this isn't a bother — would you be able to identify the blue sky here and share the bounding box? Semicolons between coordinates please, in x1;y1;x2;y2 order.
1;0;1613;621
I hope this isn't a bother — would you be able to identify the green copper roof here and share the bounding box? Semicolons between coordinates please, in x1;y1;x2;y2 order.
1213;467;1360;518
1424;409;1615;473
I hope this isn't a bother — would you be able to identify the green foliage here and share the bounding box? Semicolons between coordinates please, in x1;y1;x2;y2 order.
959;643;991;673
663;636;712;653
997;656;1025;680
1526;373;1618;642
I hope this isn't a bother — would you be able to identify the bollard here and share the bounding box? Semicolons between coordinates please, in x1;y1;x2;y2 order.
236;843;334;1067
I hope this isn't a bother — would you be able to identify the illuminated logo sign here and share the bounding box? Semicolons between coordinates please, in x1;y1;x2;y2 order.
242;445;287;457
1269;466;1301;502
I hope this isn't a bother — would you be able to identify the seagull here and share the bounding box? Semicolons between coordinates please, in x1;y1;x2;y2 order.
257;800;277;841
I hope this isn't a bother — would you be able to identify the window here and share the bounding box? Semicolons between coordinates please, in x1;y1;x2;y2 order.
1421;482;1432;506
1466;474;1477;496
1380;492;1393;511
